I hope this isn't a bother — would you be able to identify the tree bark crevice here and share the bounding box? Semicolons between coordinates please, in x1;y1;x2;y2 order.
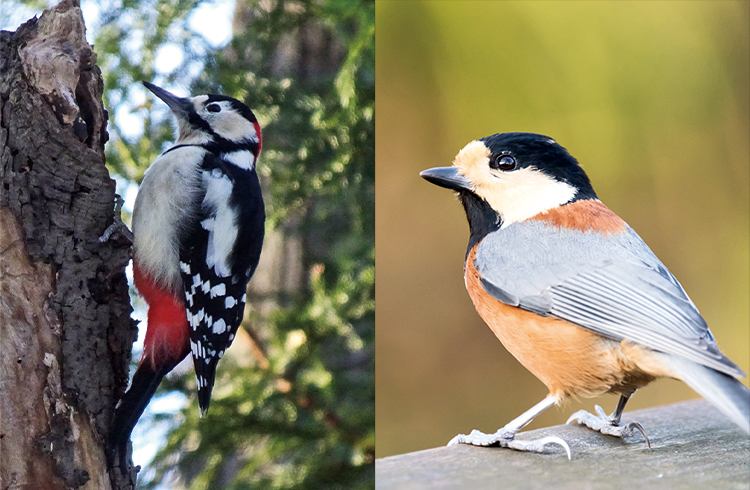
1;1;136;488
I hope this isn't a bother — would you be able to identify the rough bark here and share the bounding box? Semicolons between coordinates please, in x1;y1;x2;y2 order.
0;1;137;489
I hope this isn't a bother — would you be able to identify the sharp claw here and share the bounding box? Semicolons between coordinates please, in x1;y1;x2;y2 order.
447;434;464;446
625;421;651;449
506;435;572;459
533;436;572;460
565;410;585;425
567;407;651;449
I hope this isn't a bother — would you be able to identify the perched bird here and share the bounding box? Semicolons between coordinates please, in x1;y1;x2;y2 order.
420;132;750;457
109;81;265;466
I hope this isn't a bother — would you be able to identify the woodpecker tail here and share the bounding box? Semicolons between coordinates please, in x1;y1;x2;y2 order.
111;264;192;470
109;361;176;470
659;353;750;434
194;356;220;416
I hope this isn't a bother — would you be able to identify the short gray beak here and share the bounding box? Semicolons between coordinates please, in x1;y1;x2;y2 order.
420;167;472;191
142;81;192;117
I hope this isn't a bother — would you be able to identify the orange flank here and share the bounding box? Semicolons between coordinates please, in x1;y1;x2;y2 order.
464;245;670;402
530;199;627;235
133;262;191;371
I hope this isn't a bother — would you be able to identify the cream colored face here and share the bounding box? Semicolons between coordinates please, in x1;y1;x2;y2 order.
177;95;260;145
453;140;577;227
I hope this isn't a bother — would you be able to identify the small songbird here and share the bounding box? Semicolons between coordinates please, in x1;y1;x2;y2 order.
420;132;750;457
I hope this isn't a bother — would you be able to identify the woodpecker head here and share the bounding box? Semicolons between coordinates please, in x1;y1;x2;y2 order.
143;81;262;161
420;133;597;231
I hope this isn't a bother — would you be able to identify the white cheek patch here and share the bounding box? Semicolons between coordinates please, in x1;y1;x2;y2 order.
482;167;577;227
451;140;576;227
200;169;237;277
213;111;258;143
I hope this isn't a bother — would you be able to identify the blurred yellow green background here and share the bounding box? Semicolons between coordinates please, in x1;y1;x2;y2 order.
375;0;749;459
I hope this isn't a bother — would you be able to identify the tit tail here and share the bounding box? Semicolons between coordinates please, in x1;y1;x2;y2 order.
660;354;750;434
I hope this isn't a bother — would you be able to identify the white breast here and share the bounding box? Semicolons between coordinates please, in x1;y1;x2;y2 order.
132;146;205;291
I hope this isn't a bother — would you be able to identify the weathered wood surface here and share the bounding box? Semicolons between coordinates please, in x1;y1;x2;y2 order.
376;399;750;489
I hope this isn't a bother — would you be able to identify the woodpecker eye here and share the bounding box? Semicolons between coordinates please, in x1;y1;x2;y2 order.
491;154;517;171
207;103;221;113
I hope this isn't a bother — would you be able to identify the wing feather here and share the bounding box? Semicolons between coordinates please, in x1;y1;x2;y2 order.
475;220;744;378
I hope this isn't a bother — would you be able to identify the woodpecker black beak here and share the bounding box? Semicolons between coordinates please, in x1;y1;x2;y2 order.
420;167;472;191
142;81;193;117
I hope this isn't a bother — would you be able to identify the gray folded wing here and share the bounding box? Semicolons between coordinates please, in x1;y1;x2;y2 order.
475;220;744;378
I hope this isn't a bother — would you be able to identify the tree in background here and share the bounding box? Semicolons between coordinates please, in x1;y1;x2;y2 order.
95;0;373;488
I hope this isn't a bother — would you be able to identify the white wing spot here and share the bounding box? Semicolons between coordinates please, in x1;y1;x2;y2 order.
210;283;226;298
225;296;237;308
212;318;227;334
201;280;211;294
180;261;191;274
192;308;205;327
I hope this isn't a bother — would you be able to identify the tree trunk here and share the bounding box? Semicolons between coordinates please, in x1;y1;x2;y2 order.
0;1;137;489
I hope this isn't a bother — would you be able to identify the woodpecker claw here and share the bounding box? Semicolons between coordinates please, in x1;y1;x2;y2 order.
99;194;133;243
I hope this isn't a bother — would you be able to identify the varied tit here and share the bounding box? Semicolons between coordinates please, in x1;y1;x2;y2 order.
420;132;749;457
109;82;265;469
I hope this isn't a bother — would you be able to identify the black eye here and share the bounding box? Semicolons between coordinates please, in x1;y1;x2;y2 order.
491;154;516;171
207;103;221;113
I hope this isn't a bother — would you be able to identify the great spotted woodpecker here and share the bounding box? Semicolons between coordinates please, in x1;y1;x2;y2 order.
110;81;265;465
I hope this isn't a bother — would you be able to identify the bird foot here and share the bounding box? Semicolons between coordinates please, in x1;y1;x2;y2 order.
566;405;651;448
99;194;133;243
448;427;571;459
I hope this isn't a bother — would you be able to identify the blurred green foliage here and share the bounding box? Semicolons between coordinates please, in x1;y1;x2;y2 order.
91;0;373;487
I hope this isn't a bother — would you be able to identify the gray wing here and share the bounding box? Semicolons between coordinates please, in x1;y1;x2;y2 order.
475;221;744;378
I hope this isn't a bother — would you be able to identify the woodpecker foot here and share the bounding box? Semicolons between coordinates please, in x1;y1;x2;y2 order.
100;221;133;243
566;405;651;448
448;427;571;459
99;194;133;243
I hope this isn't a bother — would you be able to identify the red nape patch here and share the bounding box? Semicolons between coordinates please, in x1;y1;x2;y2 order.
254;122;262;154
133;263;190;371
530;200;626;235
